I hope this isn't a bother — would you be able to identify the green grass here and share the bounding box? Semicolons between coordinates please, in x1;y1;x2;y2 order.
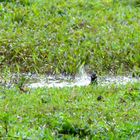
0;0;140;139
0;83;140;139
0;0;140;75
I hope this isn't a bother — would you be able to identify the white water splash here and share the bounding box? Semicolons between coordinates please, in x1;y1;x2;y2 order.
27;68;140;88
0;68;140;88
28;67;91;88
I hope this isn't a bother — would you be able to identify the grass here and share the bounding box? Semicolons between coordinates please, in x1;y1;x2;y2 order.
0;0;140;139
0;0;140;75
0;82;140;139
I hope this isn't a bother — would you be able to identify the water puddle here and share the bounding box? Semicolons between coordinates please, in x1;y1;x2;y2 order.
27;74;91;88
0;69;140;88
26;75;140;88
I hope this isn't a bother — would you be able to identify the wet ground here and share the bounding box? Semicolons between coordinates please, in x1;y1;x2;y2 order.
27;74;140;88
1;72;139;89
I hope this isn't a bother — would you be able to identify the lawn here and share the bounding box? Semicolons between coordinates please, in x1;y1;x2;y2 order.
0;83;140;139
0;0;140;75
0;0;140;139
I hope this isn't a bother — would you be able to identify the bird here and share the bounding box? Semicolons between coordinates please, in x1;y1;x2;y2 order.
97;95;103;101
90;72;97;84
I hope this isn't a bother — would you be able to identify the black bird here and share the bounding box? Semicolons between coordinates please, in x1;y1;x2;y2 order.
97;95;103;101
90;72;97;84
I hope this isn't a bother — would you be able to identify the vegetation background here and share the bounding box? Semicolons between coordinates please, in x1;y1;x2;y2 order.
0;0;140;75
0;0;140;139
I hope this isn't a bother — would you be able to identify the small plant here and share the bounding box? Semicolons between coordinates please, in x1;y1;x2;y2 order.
0;112;10;137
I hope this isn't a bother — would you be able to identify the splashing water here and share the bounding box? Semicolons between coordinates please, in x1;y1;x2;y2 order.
0;67;140;88
27;67;140;88
28;67;91;88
